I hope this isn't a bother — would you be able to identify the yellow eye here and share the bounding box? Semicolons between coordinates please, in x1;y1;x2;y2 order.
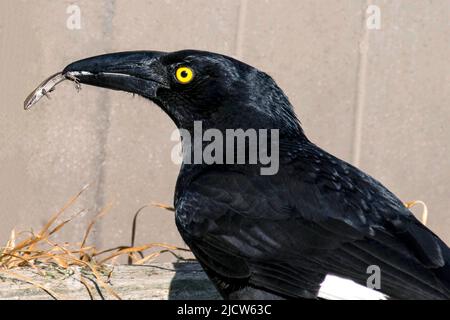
175;66;194;84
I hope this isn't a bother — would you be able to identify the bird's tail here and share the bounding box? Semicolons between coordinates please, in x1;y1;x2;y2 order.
435;240;450;294
405;223;450;299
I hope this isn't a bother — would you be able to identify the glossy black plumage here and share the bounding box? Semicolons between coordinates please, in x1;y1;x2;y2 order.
61;50;450;299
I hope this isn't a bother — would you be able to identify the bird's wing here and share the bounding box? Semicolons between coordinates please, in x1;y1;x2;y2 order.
176;148;450;299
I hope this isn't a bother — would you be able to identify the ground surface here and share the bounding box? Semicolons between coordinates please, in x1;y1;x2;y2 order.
0;262;220;300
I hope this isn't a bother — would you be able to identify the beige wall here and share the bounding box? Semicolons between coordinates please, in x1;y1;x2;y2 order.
0;0;449;259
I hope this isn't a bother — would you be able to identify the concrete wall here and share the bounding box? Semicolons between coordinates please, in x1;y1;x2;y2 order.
1;0;449;259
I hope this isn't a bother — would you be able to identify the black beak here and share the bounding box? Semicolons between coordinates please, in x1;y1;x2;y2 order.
62;51;169;99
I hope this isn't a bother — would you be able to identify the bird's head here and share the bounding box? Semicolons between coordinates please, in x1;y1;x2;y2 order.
63;50;303;137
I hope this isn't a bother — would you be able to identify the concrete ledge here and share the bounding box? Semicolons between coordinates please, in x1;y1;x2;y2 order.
0;262;221;300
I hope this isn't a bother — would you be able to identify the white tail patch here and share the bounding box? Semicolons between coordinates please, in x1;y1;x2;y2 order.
318;275;387;300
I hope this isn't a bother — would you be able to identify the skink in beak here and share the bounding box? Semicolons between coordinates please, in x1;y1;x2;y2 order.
24;51;168;110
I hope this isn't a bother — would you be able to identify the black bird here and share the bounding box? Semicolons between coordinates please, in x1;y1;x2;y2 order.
33;50;450;299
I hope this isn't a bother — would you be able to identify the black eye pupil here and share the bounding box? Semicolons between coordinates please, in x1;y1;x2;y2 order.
181;71;188;78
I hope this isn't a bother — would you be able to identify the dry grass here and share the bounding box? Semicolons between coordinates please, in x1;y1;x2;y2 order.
0;185;187;300
404;200;428;225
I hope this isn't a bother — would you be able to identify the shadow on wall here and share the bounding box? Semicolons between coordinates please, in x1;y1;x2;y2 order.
168;260;221;300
